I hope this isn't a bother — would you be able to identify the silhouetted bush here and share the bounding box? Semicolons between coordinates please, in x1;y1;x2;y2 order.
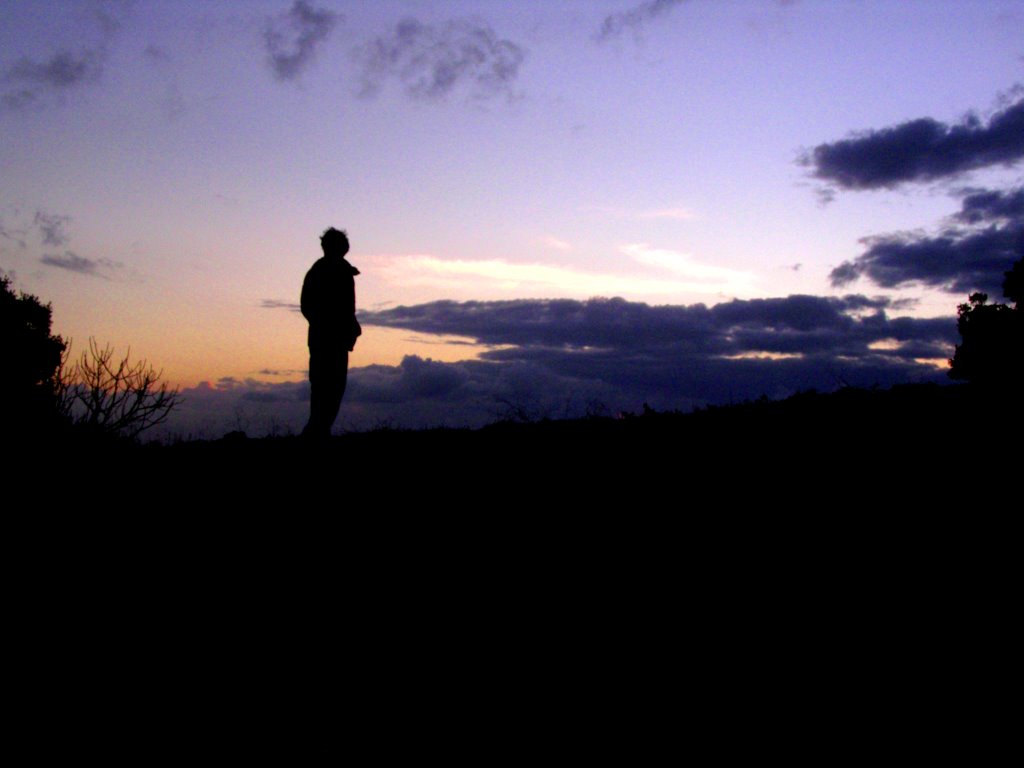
57;338;181;441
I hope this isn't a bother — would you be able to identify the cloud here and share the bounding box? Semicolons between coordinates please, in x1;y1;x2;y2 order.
40;251;122;279
142;44;171;63
6;50;102;88
805;95;1024;190
164;377;309;439
261;299;301;311
637;207;696;220
0;2;131;110
362;294;953;359
375;253;754;299
167;358;600;436
138;43;187;120
582;204;697;221
355;18;525;101
541;236;572;251
621;243;754;291
832;228;1022;295
34;211;72;246
830;186;1024;294
91;0;133;35
809;92;1024;294
596;0;688;42
954;186;1024;224
264;1;339;81
164;293;957;437
2;50;104;108
0;218;27;249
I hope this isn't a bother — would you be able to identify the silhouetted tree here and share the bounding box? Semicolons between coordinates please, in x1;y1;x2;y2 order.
0;275;67;438
57;338;182;440
1003;258;1022;308
949;257;1023;384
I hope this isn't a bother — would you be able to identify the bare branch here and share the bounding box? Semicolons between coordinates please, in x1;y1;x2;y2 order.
60;337;182;440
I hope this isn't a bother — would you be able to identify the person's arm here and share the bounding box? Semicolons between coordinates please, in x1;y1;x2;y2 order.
300;269;314;322
349;318;362;351
348;269;360;350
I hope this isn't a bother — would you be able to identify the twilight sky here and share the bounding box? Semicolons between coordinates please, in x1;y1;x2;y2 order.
2;0;1022;435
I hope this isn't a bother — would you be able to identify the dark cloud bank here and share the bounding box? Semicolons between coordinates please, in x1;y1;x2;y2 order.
170;294;954;437
808;93;1024;296
806;95;1024;191
360;296;954;404
831;185;1024;295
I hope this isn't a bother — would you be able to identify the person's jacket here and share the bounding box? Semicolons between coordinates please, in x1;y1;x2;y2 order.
301;255;362;351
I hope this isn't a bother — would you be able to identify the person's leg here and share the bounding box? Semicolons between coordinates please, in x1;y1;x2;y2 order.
303;347;328;438
303;348;347;438
323;351;349;430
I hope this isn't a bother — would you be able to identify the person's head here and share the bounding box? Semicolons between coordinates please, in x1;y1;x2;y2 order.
321;227;350;257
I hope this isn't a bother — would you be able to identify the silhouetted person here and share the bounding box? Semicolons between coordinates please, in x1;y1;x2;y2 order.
301;227;361;438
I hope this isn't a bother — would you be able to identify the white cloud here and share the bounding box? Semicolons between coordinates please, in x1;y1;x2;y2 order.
580;204;697;221
637;207;696;220
375;253;755;300
541;235;572;251
621;244;756;294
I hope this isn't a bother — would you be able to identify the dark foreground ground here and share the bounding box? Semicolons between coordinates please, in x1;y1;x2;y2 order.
10;382;1019;758
62;380;1018;503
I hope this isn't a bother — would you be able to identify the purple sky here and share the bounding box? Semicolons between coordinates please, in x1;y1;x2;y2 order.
2;0;1022;436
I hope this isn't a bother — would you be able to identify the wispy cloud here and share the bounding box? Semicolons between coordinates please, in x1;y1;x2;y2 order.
596;0;688;42
92;0;132;35
582;204;697;221
264;1;340;81
0;2;130;110
2;50;104;109
621;244;755;293
541;236;572;251
0;217;27;249
356;18;525;102
637;207;696;221
34;211;72;247
377;253;754;300
142;44;171;63
7;50;103;88
260;298;301;311
41;252;122;279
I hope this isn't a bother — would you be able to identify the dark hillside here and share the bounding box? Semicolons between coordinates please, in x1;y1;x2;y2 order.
50;380;1018;507
12;381;1017;760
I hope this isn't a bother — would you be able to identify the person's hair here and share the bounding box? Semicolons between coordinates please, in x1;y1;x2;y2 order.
320;227;350;256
